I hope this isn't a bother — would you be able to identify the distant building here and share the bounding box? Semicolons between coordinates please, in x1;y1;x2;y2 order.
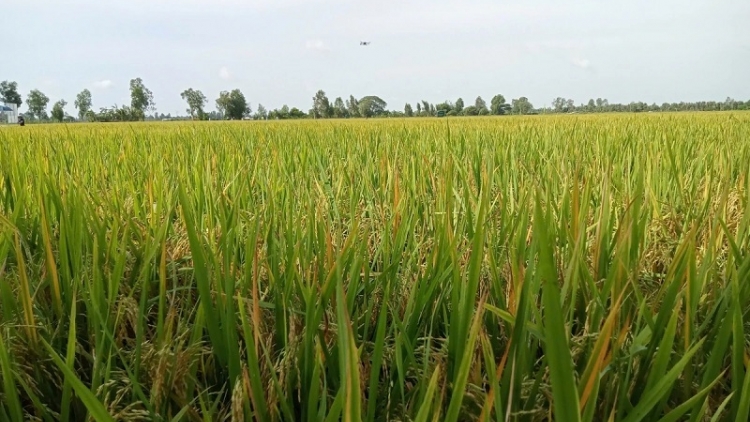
1;103;18;124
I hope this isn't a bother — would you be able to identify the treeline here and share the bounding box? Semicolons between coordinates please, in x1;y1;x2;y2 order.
303;91;533;118
540;97;750;114
0;79;156;123
2;78;749;123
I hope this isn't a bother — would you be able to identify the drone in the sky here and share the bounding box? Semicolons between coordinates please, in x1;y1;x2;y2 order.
360;41;371;46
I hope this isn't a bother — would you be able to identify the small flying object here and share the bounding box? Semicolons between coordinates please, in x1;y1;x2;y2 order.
360;41;371;46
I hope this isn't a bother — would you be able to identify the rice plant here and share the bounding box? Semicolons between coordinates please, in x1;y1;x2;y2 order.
0;113;749;421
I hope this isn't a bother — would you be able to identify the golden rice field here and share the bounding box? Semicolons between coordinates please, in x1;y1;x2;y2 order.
0;113;749;421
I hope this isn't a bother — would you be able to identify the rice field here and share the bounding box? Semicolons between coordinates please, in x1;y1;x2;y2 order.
0;113;749;421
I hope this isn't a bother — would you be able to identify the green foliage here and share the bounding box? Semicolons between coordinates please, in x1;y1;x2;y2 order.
347;95;360;117
87;104;141;122
0;114;748;420
358;95;387;118
474;96;488;114
51;99;68;122
312;90;331;119
216;89;250;120
435;101;453;114
404;103;414;117
26;89;50;120
544;97;749;113
454;97;464;114
74;89;92;120
463;105;478;116
129;77;155;120
490;94;510;115
333;97;347;118
254;103;268;120
511;96;534;115
180;88;208;119
0;80;23;107
421;100;432;116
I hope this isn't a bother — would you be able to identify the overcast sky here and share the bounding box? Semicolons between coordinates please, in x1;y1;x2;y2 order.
6;0;750;115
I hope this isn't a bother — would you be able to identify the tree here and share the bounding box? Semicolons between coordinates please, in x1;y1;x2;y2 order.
0;81;22;107
26;89;50;120
511;97;534;115
463;105;479;116
216;89;250;120
129;78;154;120
436;102;453;114
346;95;360;117
74;89;92;120
180;88;207;119
254;104;268;120
724;97;737;111
421;100;432;116
89;104;141;122
51;99;68;122
358;96;387;118
312;90;331;119
333;97;348;118
490;95;511;115
289;107;306;119
454;98;464;115
416;102;422;115
552;97;566;113
474;96;487;110
404;103;414;117
475;96;488;115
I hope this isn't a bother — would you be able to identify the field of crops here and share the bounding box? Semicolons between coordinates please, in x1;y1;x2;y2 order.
0;114;749;421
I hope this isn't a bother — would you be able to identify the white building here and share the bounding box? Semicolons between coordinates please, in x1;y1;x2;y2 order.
1;103;18;124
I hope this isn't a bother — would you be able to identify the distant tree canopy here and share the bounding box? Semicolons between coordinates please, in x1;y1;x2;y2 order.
511;97;534;115
0;81;23;107
450;98;461;115
51;99;68;122
216;89;250;120
26;89;50;120
254;104;268;120
333;97;347;118
491;95;511;115
130;78;155;120
74;89;92;120
181;88;208;120
404;103;414;117
88;105;142;122
312;90;332;119
4;77;749;123
358;96;387;118
474;96;489;115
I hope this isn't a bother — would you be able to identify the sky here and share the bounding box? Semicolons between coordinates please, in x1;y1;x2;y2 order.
5;0;750;115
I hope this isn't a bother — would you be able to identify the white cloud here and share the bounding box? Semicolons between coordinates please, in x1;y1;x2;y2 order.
93;79;113;89
571;58;592;69
219;66;231;80
305;39;330;52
